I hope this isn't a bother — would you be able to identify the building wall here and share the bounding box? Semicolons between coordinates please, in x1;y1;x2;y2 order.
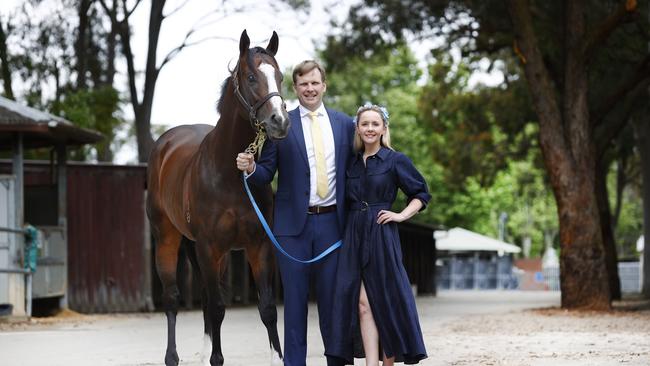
0;162;151;313
66;164;150;312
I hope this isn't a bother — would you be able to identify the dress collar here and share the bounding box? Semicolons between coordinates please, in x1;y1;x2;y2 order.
357;146;390;161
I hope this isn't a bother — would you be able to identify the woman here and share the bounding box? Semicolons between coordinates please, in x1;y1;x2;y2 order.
326;104;430;365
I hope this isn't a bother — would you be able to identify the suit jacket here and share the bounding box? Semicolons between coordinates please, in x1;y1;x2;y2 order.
248;106;355;236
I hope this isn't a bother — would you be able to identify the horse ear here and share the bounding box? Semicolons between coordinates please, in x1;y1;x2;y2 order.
266;31;279;56
239;29;250;56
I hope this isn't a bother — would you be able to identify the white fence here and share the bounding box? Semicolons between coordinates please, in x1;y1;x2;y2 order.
541;262;640;293
438;260;641;293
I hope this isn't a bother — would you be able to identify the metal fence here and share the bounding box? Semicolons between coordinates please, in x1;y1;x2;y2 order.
619;262;641;293
530;262;639;293
438;260;641;293
437;254;518;290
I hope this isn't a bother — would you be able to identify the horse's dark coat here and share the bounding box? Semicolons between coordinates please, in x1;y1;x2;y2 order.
146;30;288;366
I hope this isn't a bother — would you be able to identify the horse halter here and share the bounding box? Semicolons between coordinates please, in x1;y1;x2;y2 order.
231;62;284;156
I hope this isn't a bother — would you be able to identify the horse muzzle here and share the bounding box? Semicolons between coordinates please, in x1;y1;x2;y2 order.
264;111;291;141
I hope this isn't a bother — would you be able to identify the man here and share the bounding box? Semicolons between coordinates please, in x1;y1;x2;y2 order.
236;60;354;366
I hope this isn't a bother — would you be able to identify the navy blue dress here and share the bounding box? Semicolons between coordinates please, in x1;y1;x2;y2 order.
325;147;430;365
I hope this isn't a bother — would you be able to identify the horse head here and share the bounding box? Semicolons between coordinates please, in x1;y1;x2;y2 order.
233;29;290;141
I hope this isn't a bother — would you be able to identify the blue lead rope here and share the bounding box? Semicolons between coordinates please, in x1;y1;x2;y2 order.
243;173;342;264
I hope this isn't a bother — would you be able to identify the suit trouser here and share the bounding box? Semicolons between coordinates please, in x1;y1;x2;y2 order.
275;211;344;366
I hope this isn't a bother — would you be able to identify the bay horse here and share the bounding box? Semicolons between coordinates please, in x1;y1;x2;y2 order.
146;30;289;366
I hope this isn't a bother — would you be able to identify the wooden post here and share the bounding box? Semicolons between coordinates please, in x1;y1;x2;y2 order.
56;144;68;309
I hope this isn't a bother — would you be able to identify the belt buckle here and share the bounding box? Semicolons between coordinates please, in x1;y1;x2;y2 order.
360;201;369;211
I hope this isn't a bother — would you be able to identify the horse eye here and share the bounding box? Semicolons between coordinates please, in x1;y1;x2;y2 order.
247;74;256;83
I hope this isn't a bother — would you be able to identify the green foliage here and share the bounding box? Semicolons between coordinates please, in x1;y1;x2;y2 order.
51;86;124;161
419;52;536;188
320;32;562;256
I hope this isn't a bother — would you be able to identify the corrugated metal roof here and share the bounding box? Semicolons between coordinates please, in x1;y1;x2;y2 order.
0;96;104;149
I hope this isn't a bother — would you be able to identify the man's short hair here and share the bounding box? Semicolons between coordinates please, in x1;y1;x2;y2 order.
292;60;326;84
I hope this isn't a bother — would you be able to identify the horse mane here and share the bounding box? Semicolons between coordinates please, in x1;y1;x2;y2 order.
217;47;272;114
217;76;231;114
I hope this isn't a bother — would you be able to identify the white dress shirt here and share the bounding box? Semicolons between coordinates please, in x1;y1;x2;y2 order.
299;104;337;207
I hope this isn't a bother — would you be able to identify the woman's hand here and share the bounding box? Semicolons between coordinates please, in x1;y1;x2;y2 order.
377;210;406;224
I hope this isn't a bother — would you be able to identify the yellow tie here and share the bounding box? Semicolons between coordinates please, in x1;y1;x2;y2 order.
309;111;328;199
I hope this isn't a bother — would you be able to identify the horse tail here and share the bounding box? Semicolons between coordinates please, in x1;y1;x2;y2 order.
181;236;232;302
181;236;199;275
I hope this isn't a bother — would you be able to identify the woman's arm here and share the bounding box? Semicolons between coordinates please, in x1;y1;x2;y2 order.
376;198;423;225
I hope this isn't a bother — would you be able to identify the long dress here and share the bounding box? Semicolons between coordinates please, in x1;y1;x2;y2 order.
325;146;431;365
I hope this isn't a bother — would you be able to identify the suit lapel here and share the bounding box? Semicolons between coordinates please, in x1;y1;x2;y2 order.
289;108;309;167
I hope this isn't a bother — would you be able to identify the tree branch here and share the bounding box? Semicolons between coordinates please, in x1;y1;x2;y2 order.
159;35;238;70
163;0;191;18
595;76;650;156
593;54;650;127
97;0;117;23
125;0;144;19
157;9;234;70
583;0;637;59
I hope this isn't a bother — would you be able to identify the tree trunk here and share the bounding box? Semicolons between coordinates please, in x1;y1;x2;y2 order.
115;0;165;162
0;19;14;100
105;1;118;86
136;0;165;162
75;0;91;90
635;114;650;297
595;157;621;300
507;0;610;309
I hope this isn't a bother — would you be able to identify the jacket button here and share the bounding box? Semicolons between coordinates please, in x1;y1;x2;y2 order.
304;191;309;196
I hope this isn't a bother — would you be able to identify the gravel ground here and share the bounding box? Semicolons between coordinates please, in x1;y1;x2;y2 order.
1;291;649;366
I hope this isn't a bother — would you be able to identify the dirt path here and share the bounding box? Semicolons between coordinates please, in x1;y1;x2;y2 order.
1;291;648;366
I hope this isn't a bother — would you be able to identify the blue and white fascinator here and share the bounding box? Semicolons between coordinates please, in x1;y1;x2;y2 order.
353;102;390;126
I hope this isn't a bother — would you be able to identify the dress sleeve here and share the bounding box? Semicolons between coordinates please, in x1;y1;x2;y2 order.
394;152;431;211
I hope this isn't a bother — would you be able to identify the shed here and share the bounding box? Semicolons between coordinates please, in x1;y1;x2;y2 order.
434;227;521;290
0;96;102;317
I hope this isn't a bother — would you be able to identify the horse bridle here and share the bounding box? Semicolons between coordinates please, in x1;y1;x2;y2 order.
231;62;284;156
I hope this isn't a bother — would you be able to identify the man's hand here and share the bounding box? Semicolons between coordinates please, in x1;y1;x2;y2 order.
236;152;255;174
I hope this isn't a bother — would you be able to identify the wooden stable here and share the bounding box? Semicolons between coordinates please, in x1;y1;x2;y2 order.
0;96;102;316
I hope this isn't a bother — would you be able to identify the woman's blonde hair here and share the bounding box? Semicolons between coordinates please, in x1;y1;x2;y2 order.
353;104;393;152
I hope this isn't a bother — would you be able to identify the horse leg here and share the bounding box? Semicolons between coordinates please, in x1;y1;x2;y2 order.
182;239;213;366
154;222;183;366
246;244;283;365
197;245;228;366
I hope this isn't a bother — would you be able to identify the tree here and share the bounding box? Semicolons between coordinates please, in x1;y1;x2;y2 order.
96;0;254;162
328;0;649;309
0;16;15;100
319;39;559;253
0;0;126;161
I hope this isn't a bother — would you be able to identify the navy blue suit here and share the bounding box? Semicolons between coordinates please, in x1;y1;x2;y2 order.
248;106;355;366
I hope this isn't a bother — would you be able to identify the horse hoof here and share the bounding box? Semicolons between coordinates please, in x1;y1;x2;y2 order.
165;350;179;366
210;354;224;366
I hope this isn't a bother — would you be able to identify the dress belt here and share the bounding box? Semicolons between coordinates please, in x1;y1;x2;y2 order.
307;204;337;214
349;201;392;211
